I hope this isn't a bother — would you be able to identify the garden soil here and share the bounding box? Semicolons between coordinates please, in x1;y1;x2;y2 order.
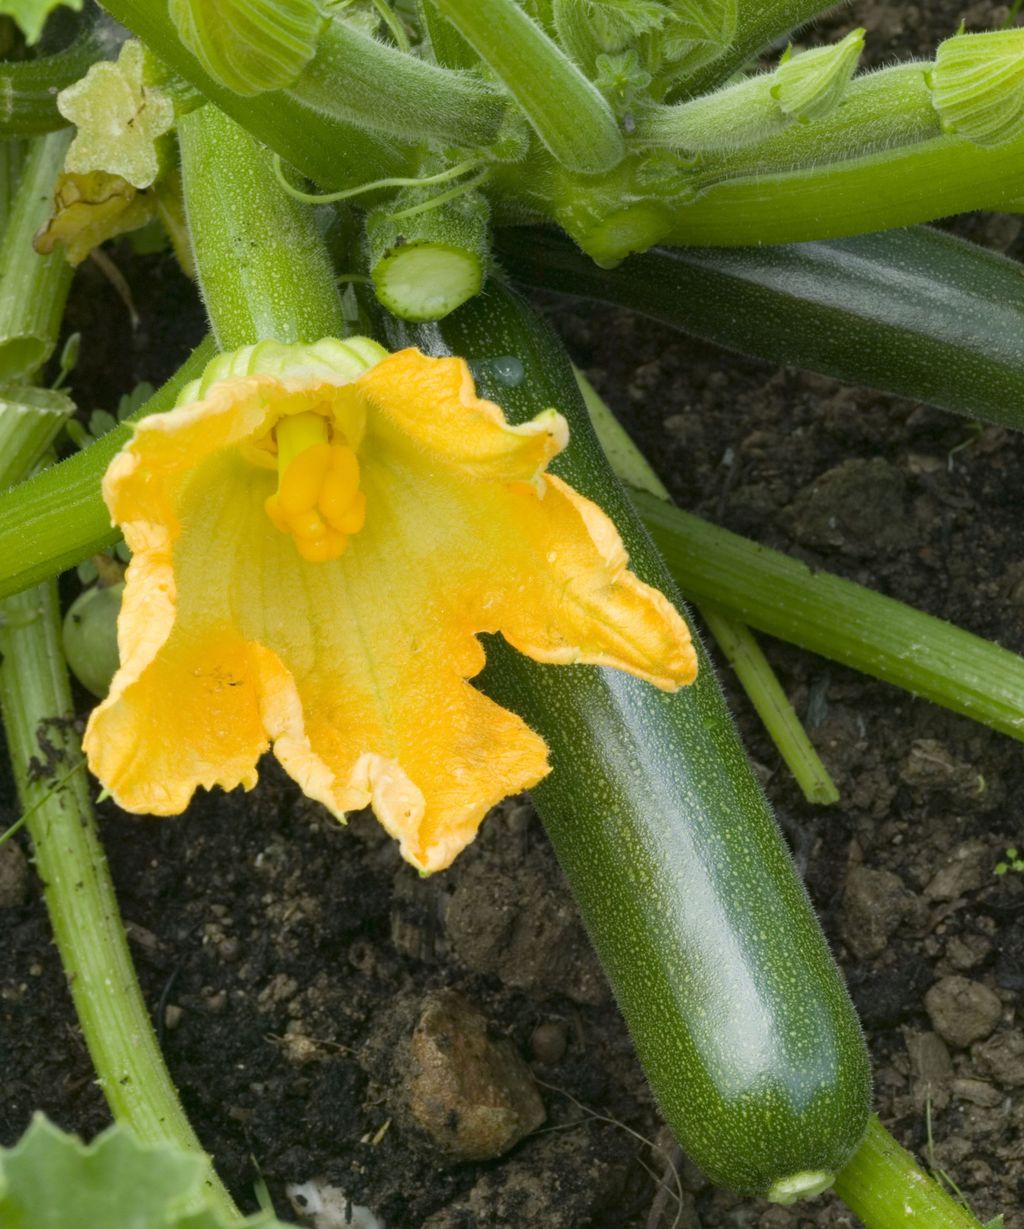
2;3;1023;1227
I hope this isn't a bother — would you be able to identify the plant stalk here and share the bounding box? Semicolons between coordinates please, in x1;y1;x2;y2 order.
833;1116;988;1229
428;0;624;173
179;107;345;350
0;130;74;380
636;491;1024;741
0;570;240;1222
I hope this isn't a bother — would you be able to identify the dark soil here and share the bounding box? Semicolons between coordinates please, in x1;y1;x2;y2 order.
3;4;1024;1228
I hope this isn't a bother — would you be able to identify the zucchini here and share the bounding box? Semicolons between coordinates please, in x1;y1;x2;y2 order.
385;281;872;1200
495;225;1024;431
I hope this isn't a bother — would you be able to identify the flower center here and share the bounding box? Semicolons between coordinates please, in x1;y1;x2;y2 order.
264;411;365;562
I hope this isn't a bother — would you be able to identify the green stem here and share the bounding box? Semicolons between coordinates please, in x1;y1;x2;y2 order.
635;491;1024;742
667;126;1024;245
0;21;109;136
575;366;838;805
0;137;27;233
833;1117;988;1229
0;337;216;598
0;130;74;379
98;0;413;187
0;573;240;1221
179;107;345;350
0;386;74;484
428;0;624;173
699;606;839;805
296;16;506;149
366;180;489;320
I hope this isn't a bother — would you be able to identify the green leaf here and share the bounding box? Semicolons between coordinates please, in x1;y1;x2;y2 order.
168;0;326;96
929;29;1024;145
0;1116;297;1229
0;0;82;45
0;1115;203;1228
659;0;737;75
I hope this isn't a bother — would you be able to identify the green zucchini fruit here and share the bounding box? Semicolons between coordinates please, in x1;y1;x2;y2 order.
385;280;872;1200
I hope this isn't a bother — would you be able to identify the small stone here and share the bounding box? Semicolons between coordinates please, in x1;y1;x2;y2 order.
925;976;1002;1048
0;841;30;909
406;989;545;1162
906;1030;953;1110
163;1004;183;1030
925;840;993;901
789;458;911;557
840;865;922;959
529;1020;568;1065
972;1030;1024;1088
951;1078;1003;1108
945;932;992;971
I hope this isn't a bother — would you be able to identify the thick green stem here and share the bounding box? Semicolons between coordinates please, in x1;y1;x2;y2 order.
295;17;507;149
0;386;74;482
179;107;345;350
636;492;1024;742
667;124;1024;245
0;21;110;136
575;367;838;806
0;573;240;1221
429;0;624;173
833;1117;988;1229
98;0;413;187
0;337;216;597
366;181;489;321
0;130;74;379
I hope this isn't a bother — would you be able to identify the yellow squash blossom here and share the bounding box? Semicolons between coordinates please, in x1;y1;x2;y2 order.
83;338;697;873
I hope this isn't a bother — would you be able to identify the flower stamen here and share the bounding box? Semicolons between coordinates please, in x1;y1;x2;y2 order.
265;411;365;561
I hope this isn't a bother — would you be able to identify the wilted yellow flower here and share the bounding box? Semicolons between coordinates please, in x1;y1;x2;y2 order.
83;339;696;872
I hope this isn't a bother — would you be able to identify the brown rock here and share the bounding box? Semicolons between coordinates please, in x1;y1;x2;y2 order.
951;1078;1003;1108
840;865;922;959
925;840;993;901
406;990;545;1162
925;976;1002;1048
789;458;911;557
906;1030;953;1110
0;840;29;909
972;1030;1024;1088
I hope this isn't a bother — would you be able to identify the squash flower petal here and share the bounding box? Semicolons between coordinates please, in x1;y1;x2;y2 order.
82;340;697;873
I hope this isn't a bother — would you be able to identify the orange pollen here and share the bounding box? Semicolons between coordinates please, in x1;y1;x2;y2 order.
264;412;365;561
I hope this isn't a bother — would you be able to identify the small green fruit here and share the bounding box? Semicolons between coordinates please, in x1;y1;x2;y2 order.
62;583;123;698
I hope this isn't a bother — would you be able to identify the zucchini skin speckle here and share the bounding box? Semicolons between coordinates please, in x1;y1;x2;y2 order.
387;280;872;1197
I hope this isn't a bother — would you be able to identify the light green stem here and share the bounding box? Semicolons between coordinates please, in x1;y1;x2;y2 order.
0;387;74;484
298;15;506;149
179;107;345;350
668;125;1024;245
0;338;216;597
429;0;624;173
833;1117;988;1229
576;367;838;805
699;606;839;805
0;130;74;379
635;491;1024;742
0;572;240;1221
0;381;238;1213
